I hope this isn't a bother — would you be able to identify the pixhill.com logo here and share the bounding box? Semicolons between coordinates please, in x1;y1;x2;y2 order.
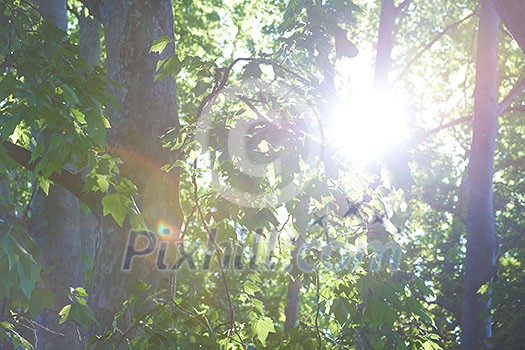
121;228;402;273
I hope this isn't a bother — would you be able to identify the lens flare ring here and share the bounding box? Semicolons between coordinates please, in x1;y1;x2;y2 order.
195;79;323;208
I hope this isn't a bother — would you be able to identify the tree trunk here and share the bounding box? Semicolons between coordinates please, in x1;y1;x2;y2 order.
30;1;83;348
78;3;101;277
31;188;83;349
284;236;305;331
374;0;396;90
83;0;182;336
77;8;101;348
461;0;499;348
79;8;101;69
491;0;525;55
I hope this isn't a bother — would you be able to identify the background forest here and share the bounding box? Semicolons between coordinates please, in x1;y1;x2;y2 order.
0;0;524;349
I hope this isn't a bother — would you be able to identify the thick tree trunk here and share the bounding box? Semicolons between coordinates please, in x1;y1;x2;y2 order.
30;1;83;348
461;0;499;348
491;0;525;55
84;0;182;336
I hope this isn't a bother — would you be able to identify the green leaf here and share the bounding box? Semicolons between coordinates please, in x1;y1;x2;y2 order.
364;297;384;326
69;303;98;329
137;280;151;292
17;254;39;300
0;234;18;270
102;193;130;227
252;316;275;345
422;340;442;350
29;288;55;317
0;73;19;100
62;84;80;105
96;175;109;192
0;321;33;349
58;304;71;324
150;36;172;54
165;55;182;76
191;81;212;97
244;280;261;296
0;116;20;140
415;277;434;298
242;61;262;79
38;177;51;196
331;297;350;324
74;287;88;297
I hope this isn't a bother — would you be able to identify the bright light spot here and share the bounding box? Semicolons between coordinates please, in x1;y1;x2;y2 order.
156;218;177;240
329;90;409;165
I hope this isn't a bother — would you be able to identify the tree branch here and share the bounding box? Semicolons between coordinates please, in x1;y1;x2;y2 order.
393;12;476;85
491;0;525;55
195;57;321;121
506;106;525;113
410;115;472;145
498;76;525;113
0;141;102;216
396;0;413;13
410;77;524;146
78;0;103;22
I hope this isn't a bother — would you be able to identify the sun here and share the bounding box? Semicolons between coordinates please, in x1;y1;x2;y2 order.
329;89;408;165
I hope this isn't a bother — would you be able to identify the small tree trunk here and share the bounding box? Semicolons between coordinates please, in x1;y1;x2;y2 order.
78;4;100;272
31;188;83;349
461;0;499;348
284;236;305;331
79;9;101;69
374;0;396;90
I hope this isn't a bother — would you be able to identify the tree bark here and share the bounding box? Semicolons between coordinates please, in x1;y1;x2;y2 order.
461;0;499;348
79;7;101;68
30;1;83;348
491;0;525;55
284;236;305;331
83;0;182;336
78;3;101;272
374;0;396;90
78;8;101;347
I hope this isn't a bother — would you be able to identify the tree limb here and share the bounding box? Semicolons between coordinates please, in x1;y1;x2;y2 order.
498;76;525;113
396;0;413;13
0;141;102;216
411;77;524;145
491;0;525;55
411;115;471;146
78;0;103;21
393;12;476;85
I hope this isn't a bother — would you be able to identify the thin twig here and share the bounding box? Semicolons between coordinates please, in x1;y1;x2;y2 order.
315;272;322;349
27;319;65;336
277;214;291;232
112;323;138;350
191;165;245;349
66;4;81;19
23;180;38;221
195;57;323;121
